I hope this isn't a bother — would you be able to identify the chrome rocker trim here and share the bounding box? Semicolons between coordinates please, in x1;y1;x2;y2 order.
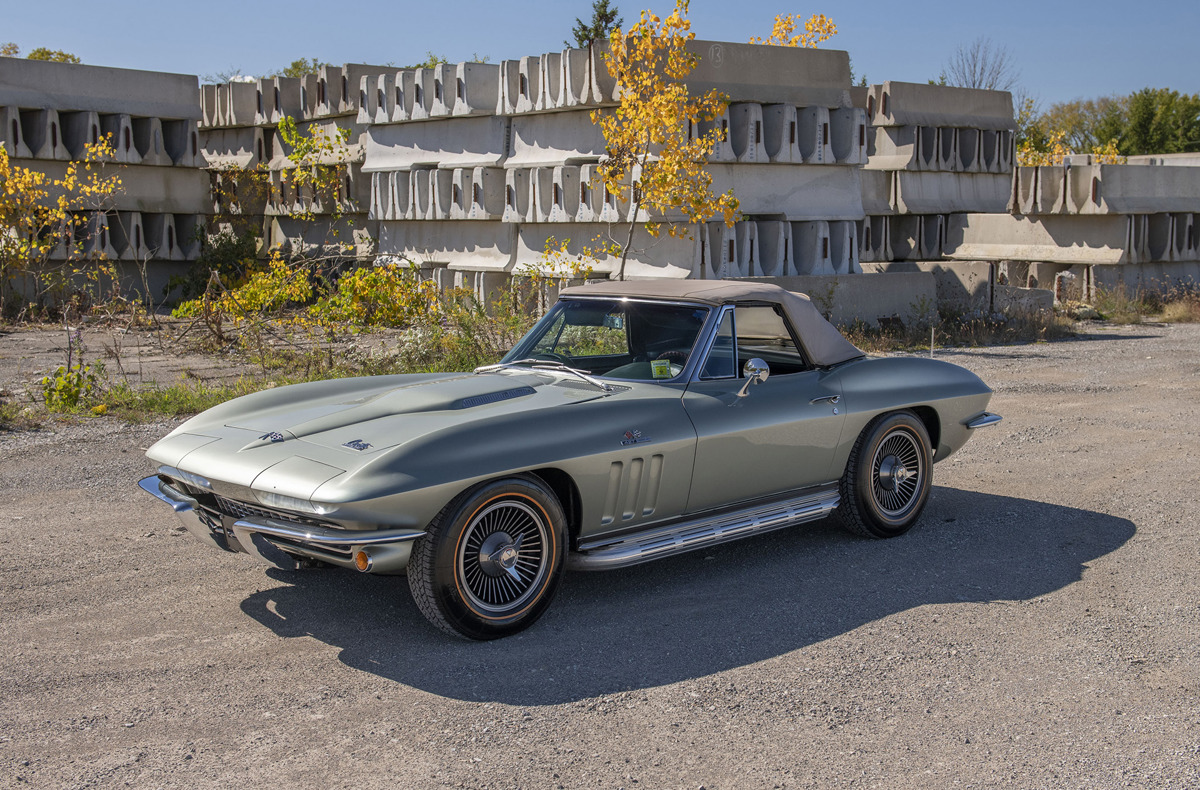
139;475;425;571
568;488;842;571
965;412;1003;429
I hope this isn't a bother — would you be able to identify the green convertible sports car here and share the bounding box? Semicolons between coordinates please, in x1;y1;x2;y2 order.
141;280;1001;639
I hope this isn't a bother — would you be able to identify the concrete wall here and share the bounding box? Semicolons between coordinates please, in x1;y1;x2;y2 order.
2;58;211;302
745;272;938;326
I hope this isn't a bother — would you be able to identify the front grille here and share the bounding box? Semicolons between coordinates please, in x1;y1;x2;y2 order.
210;494;334;530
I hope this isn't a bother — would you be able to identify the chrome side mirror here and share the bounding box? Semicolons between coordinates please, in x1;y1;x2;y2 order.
737;358;770;398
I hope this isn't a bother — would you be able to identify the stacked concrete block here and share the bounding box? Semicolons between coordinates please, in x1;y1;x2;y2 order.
199;63;391;262
363;42;868;287
946;162;1200;290
858;81;1015;263
0;56;209;298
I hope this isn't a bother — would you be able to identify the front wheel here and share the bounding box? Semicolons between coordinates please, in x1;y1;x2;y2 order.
837;411;932;539
408;477;567;640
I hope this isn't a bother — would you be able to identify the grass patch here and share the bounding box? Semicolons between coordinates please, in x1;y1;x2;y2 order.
844;309;1075;354
0;399;41;431
1093;284;1200;324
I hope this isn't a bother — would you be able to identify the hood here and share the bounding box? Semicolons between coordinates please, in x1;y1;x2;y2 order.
148;370;623;491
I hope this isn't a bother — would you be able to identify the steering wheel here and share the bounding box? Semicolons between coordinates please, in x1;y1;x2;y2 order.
654;350;688;365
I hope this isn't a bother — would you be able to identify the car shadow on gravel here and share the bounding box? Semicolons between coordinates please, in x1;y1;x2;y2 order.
240;487;1133;705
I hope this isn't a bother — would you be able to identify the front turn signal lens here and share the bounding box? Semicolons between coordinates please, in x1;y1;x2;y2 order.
354;550;371;572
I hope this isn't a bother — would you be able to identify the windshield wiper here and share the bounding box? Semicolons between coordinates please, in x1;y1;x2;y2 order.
474;358;613;392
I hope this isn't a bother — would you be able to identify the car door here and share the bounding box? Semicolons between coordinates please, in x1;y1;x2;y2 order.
682;304;847;514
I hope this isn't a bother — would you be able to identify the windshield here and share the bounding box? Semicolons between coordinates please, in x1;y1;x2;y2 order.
503;298;710;381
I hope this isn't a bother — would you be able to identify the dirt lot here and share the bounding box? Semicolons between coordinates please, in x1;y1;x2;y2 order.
1;323;1197;789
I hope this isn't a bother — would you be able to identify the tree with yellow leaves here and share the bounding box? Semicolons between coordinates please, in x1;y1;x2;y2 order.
0;139;122;318
592;0;739;281
749;13;838;48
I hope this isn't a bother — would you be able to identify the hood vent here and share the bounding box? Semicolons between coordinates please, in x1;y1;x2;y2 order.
453;386;537;409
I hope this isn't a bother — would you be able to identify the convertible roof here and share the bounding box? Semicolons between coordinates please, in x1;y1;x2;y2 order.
557;280;865;366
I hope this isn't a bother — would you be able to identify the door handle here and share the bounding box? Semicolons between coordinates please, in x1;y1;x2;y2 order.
810;395;840;405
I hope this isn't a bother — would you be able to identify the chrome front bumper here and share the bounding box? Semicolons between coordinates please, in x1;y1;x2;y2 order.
138;476;425;573
965;412;1003;429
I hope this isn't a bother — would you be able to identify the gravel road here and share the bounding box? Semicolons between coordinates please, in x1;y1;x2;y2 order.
1;324;1197;788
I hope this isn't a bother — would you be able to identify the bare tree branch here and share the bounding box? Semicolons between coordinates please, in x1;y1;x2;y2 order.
943;36;1019;92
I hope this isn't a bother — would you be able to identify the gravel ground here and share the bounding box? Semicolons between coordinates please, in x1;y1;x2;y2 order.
1;323;1197;789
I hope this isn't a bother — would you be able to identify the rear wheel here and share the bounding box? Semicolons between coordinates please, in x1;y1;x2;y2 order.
837;411;932;539
408;477;567;640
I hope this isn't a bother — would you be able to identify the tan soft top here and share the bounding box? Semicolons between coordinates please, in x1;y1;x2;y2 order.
558;280;865;366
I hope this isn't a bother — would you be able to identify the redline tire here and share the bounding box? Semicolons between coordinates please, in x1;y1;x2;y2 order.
408;476;567;640
837;411;933;539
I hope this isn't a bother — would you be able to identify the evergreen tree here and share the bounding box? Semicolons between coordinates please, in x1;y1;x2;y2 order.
568;0;623;48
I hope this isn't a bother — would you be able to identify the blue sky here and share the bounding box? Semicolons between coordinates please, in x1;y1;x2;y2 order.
6;0;1198;110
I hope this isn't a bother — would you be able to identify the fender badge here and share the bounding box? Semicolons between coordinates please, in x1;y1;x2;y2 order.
621;429;651;446
343;439;373;452
260;432;285;443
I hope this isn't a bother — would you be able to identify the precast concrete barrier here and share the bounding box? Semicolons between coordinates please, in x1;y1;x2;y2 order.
357;75;380;125
431;168;454;219
1067;164;1200;215
377;220;515;272
887;214;944;260
867;81;1015;131
829;220;861;273
548;165;581;222
705;164;865;222
762;104;802;163
735;220;760;276
390;170;411;219
587;43;619;106
830;107;867;165
102;113;143;164
392;70;416;122
944;212;1131;264
410;167;435;220
497;60;520;115
431;64;457;117
409;67;437;121
892;172;1012;215
453;62;500;117
57;110;101;158
201;126;268;169
1037;166;1067;214
535;52;562;112
507;112;606;168
792;220;837;276
1;107;31;157
316;65;343;118
515;56;540;114
796;106;833;164
0;58;200;121
20;109;70;160
469;166;506;220
754;219;794;276
374;74;396;125
728;103;764;163
502;168;533;223
131;117;174;166
859;169;893;216
859;216;889;262
699;106;736;162
270;77;302;124
560;48;591;107
224;81;257;128
684;41;850;107
363;115;508;170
